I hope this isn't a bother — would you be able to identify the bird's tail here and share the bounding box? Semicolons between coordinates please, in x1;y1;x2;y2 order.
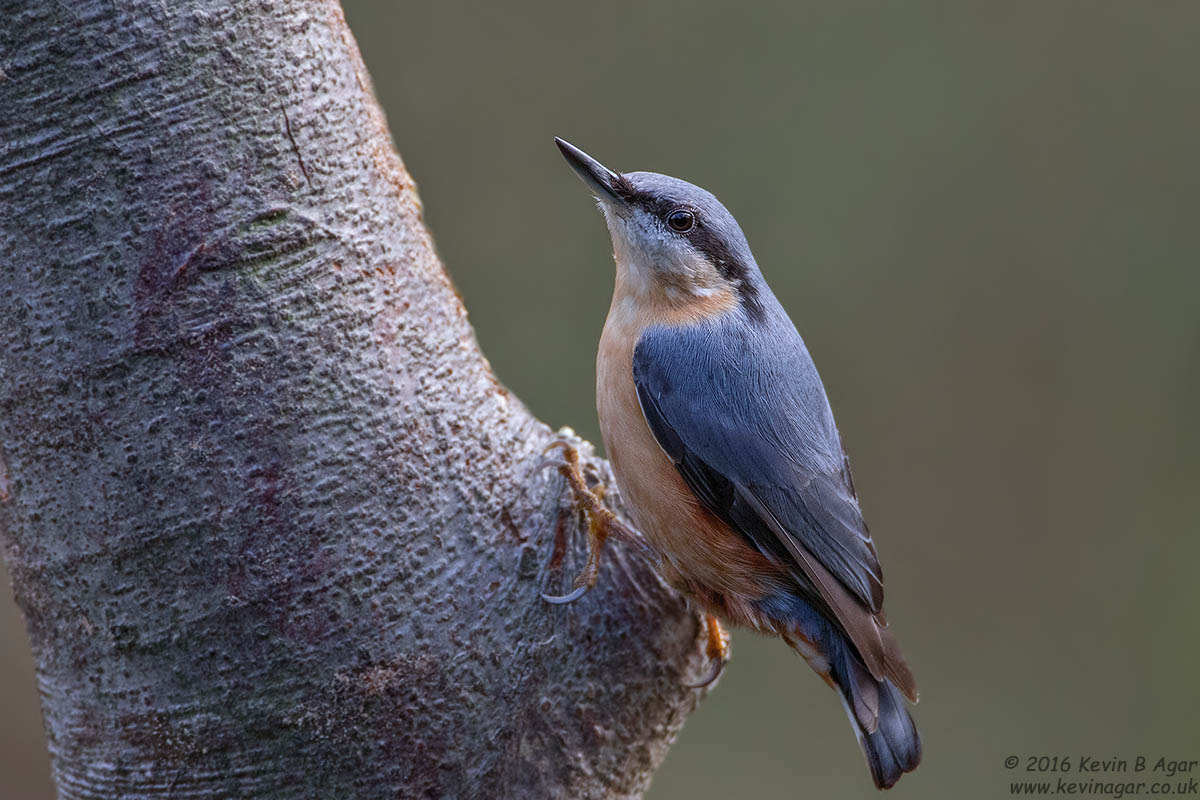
826;629;922;790
765;591;921;788
774;599;921;790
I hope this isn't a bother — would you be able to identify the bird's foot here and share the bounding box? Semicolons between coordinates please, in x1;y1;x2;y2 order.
685;614;730;688
539;439;638;604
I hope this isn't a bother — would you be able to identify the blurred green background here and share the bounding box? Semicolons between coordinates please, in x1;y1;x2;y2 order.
3;2;1199;798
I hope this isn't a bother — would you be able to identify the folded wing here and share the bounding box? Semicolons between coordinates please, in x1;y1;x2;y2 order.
632;318;916;699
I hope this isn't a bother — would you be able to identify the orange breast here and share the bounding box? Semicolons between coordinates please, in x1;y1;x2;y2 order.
596;289;785;629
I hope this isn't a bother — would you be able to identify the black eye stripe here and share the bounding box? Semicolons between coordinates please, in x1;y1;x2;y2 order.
618;178;765;322
683;216;765;323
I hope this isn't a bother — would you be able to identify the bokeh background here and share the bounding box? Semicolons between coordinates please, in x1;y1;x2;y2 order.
3;2;1199;798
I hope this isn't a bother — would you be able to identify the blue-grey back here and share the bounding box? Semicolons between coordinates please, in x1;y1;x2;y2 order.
632;289;886;614
635;290;844;477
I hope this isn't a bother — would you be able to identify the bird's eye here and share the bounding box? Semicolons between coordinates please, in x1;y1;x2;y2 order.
666;209;695;232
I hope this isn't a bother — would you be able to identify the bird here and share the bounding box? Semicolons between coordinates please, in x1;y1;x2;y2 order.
541;137;922;790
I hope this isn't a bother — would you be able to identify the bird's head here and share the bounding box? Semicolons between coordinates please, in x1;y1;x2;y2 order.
556;138;764;321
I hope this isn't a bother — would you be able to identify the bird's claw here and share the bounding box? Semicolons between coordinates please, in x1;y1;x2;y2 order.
686;614;731;689
539;440;602;488
537;442;570;470
538;436;657;604
539;439;612;606
684;654;728;689
539;583;591;605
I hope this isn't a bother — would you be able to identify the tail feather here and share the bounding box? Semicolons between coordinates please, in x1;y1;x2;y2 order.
843;651;881;732
761;592;921;789
840;673;922;789
831;631;922;789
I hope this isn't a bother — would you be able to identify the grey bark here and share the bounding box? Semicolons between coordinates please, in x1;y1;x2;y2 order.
0;2;709;798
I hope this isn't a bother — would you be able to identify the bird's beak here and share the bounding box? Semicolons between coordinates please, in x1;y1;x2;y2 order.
555;137;626;204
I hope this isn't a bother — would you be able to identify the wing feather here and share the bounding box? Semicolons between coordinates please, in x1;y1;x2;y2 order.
632;321;884;612
632;317;916;700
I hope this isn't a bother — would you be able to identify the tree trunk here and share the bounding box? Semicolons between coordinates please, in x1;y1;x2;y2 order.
0;2;708;798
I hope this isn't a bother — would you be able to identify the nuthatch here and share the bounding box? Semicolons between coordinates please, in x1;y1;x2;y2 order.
543;138;921;789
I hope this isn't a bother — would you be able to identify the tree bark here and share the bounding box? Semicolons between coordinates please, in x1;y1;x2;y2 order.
0;2;708;798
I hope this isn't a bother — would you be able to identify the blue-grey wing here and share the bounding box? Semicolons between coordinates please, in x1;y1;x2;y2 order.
632;314;885;614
